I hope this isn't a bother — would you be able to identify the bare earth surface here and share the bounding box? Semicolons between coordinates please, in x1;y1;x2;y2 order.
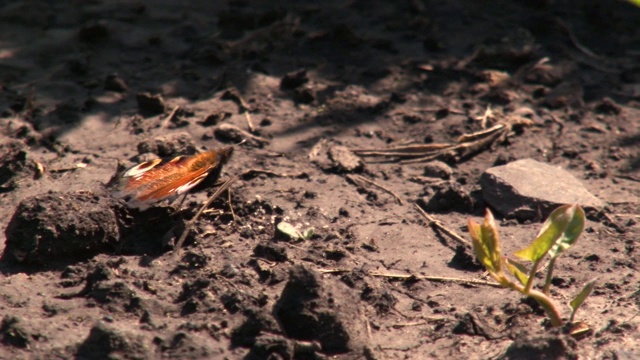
0;1;639;359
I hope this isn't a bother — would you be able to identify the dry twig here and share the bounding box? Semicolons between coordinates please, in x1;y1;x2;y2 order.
242;169;307;179
216;123;269;145
346;174;404;205
317;268;501;288
162;105;180;128
414;203;470;247
173;166;301;258
49;162;88;173
316;268;350;274
353;115;531;164
369;271;502;288
556;19;625;73
222;88;256;132
173;174;240;258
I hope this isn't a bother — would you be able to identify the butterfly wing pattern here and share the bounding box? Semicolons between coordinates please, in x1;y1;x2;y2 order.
114;146;234;210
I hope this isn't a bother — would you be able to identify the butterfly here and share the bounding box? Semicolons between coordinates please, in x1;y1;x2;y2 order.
113;146;234;210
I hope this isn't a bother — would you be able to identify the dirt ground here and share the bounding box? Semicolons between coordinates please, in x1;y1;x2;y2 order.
0;0;639;359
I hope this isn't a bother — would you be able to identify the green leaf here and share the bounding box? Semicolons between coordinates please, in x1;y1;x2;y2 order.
569;279;597;322
277;222;302;240
468;210;502;274
548;205;585;258
514;205;584;262
301;228;314;240
505;257;529;286
628;0;640;7
469;219;493;271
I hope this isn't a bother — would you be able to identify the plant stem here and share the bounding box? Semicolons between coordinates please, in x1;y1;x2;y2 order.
527;288;564;327
524;258;542;294
508;280;564;327
543;257;556;295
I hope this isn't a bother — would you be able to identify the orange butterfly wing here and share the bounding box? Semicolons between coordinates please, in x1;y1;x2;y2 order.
114;147;233;210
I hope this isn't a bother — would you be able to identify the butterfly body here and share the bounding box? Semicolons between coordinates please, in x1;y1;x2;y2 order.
114;146;234;210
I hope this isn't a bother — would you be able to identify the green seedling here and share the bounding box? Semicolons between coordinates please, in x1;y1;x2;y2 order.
468;204;595;328
277;221;314;241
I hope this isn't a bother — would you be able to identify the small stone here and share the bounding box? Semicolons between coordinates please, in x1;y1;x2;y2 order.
293;87;315;104
480;158;605;220
249;335;295;359
220;263;239;278
136;132;196;157
543;81;583;109
213;123;270;146
524;60;574;86
253;242;288;262
479;70;510;87
136;92;166;116
328;146;364;173
104;74;128;92
280;69;308;90
423;161;453;179
198;111;231;127
594;97;621;115
420;182;473;213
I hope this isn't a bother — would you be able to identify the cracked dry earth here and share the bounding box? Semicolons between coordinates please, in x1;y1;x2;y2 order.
0;1;639;359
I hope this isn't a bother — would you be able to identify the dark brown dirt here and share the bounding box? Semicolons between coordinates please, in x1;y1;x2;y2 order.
0;1;639;359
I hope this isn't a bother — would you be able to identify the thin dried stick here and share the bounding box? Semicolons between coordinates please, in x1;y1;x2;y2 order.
557;19;602;61
369;271;502;288
614;174;640;182
453;127;507;159
221;87;256;132
227;189;237;223
244;169;307;178
235;93;256;133
308;138;328;159
457;124;505;142
316;268;350;274
317;268;501;288
476;105;493;129
242;109;255;133
353;143;452;156
49;162;88;173
414;203;470;247
347;175;403;205
557;19;622;73
399;152;452;164
173;175;240;258
162;105;180;128
392;320;445;328
363;311;373;341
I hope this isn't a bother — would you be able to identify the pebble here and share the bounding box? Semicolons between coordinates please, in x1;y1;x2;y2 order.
480;158;605;220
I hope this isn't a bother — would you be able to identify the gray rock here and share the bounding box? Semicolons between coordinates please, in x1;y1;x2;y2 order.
328;146;364;173
424;160;453;179
480;158;605;219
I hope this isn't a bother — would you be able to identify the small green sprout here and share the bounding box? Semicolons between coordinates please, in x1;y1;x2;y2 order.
277;221;314;241
468;204;595;328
